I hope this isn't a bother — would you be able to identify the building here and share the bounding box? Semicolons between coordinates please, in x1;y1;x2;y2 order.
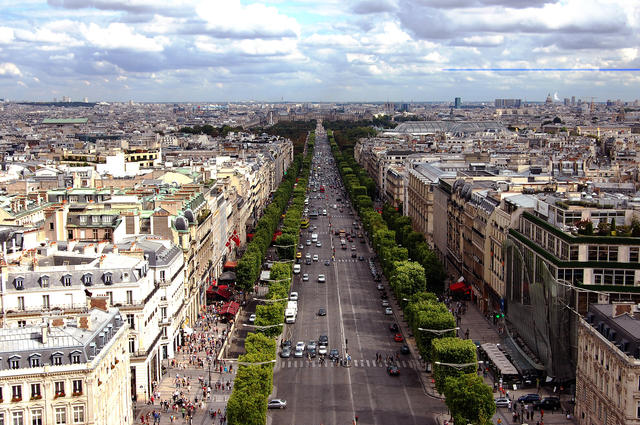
495;99;522;108
0;308;131;425
454;97;462;109
575;303;640;425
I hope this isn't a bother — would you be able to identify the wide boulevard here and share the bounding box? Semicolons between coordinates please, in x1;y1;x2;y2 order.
269;125;442;425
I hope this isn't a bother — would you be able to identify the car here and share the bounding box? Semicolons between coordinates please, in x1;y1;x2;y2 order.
358;256;365;261
534;397;561;410
302;273;309;281
389;323;399;332
298;244;304;250
290;292;299;301
306;240;311;246
495;397;512;409
308;347;317;358
306;258;312;265
400;344;410;355
387;364;400;376
518;393;541;404
295;341;306;351
316;241;322;247
318;308;326;316
394;333;404;342
294;348;304;358
382;300;390;307
296;252;302;259
249;314;256;323
351;245;356;251
308;341;317;351
280;347;291;358
319;335;328;345
305;253;311;260
385;307;393;315
318;274;326;283
329;348;339;360
324;260;331;266
351;251;357;258
313;254;319;262
377;284;384;290
268;399;287;409
318;345;327;355
374;275;381;282
281;339;291;348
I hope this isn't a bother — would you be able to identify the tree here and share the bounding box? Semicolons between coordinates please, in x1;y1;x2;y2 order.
390;261;426;300
275;233;296;259
432;337;477;393
443;374;495;425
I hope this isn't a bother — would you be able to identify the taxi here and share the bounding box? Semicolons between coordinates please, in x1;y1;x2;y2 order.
296;252;302;259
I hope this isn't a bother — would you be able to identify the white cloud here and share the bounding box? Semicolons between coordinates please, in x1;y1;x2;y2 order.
0;63;21;77
196;0;300;38
79;22;167;52
462;35;504;46
0;27;14;44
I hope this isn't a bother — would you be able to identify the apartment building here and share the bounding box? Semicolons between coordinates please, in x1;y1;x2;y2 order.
576;303;640;425
0;308;131;425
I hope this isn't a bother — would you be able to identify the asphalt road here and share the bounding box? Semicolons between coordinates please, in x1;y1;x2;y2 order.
269;125;442;425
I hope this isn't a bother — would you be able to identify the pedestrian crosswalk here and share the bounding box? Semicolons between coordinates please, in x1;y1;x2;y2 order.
275;359;421;370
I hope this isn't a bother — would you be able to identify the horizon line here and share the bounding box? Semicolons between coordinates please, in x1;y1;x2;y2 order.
443;68;640;72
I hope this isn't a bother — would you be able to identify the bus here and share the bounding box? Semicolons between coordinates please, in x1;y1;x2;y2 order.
300;218;310;229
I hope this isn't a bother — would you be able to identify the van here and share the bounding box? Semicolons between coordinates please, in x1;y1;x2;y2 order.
293;264;301;274
285;308;296;323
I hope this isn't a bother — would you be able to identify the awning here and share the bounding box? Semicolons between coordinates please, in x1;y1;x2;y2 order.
449;281;470;292
219;271;236;282
480;343;519;376
224;261;238;269
219;301;240;316
207;286;232;299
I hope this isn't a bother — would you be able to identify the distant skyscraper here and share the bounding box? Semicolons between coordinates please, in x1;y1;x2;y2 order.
571;96;576;106
454;97;461;109
563;98;570;106
495;99;521;108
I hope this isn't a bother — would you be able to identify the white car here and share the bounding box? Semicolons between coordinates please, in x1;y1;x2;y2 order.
318;274;326;283
290;292;299;301
306;240;311;246
249;314;256;323
302;273;309;281
295;341;306;351
316;241;322;247
382;300;390;307
313;254;319;262
385;307;393;315
318;345;327;355
306;253;312;260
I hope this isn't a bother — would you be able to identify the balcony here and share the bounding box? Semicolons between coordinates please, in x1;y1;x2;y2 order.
6;303;88;317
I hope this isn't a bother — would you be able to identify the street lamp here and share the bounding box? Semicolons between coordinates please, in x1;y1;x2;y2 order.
418;327;460;335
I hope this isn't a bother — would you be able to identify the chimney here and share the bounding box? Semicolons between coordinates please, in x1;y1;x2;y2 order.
78;315;90;330
612;302;635;318
41;323;48;344
89;296;109;312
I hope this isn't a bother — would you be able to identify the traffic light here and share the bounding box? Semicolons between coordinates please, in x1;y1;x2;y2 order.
495;313;505;319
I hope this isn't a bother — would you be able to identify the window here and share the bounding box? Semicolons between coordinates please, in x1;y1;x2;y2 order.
42;296;49;310
104;229;111;240
128;338;136;354
52;355;62;366
160;270;166;282
68;230;73;240
17;297;24;311
54;381;65;396
9;358;20;369
72;406;84;424
0;412;3;425
14;278;24;290
62;275;72;286
82;274;92;286
126;314;135;330
40;276;49;288
126;290;133;305
49;222;54;230
72;380;82;395
79;216;87;224
92;229;98;240
11;385;22;401
30;384;41;398
103;273;112;285
91;216;99;224
631;247;640;263
30;409;42;425
71;353;81;365
17;321;26;328
55;407;66;425
29;356;40;368
11;412;23;425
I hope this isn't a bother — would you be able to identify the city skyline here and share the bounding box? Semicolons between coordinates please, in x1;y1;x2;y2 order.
1;0;640;102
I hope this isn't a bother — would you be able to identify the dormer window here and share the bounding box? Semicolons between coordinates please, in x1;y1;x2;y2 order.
82;273;93;286
14;277;24;290
62;274;72;287
103;272;113;285
29;354;41;368
52;353;63;366
40;275;49;288
91;215;100;224
79;215;87;224
9;355;20;369
70;351;81;365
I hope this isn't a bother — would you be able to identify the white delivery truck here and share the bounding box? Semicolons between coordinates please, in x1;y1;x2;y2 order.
285;308;297;324
286;301;298;314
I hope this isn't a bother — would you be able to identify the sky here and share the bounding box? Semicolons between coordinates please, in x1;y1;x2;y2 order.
1;0;640;102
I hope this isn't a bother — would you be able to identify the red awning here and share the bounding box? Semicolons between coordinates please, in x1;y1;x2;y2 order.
219;301;240;316
449;281;470;292
224;261;238;269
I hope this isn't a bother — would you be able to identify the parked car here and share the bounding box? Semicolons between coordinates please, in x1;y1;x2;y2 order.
249;314;256;323
268;399;287;409
534;397;561;410
394;333;404;342
518;393;541;404
495;398;512;409
290;292;299;301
